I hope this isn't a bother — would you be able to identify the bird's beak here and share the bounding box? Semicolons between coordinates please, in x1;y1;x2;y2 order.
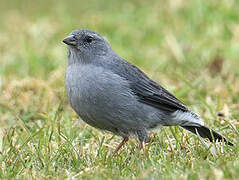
62;35;77;46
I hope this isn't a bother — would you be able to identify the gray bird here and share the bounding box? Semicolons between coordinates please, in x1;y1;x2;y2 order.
63;29;233;154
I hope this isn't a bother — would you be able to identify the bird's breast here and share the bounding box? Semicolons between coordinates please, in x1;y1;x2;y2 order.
65;64;135;118
66;64;98;112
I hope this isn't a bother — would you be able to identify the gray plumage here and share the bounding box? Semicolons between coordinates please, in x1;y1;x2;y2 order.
63;29;233;148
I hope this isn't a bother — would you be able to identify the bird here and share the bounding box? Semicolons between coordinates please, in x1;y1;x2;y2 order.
62;29;233;155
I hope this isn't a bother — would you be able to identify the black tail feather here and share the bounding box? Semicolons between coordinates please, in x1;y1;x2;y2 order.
181;125;233;146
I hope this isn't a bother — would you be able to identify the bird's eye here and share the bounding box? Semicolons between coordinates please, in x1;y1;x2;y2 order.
85;36;93;43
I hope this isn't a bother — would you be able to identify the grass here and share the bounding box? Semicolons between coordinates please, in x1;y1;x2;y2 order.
0;0;239;179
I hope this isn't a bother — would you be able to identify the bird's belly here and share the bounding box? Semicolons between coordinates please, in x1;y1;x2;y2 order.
65;64;166;134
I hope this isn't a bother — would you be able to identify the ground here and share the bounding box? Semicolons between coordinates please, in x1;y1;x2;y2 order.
0;0;239;179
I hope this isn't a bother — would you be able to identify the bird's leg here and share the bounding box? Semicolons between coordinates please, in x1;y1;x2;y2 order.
112;137;129;156
139;141;146;151
137;129;148;153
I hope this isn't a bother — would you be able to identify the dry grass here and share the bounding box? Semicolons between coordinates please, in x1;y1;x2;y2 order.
0;0;239;179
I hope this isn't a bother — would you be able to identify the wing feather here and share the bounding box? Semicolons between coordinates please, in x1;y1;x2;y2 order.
102;57;188;112
132;78;188;112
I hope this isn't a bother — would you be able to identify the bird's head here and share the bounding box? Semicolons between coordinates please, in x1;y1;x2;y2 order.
62;29;112;64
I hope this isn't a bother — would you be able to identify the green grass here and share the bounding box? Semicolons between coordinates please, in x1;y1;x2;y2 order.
0;0;239;179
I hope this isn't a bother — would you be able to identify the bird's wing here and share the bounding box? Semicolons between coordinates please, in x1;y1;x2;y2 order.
103;57;188;112
131;77;188;112
116;60;188;112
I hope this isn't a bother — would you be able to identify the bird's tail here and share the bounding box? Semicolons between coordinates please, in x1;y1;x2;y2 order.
181;125;233;146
